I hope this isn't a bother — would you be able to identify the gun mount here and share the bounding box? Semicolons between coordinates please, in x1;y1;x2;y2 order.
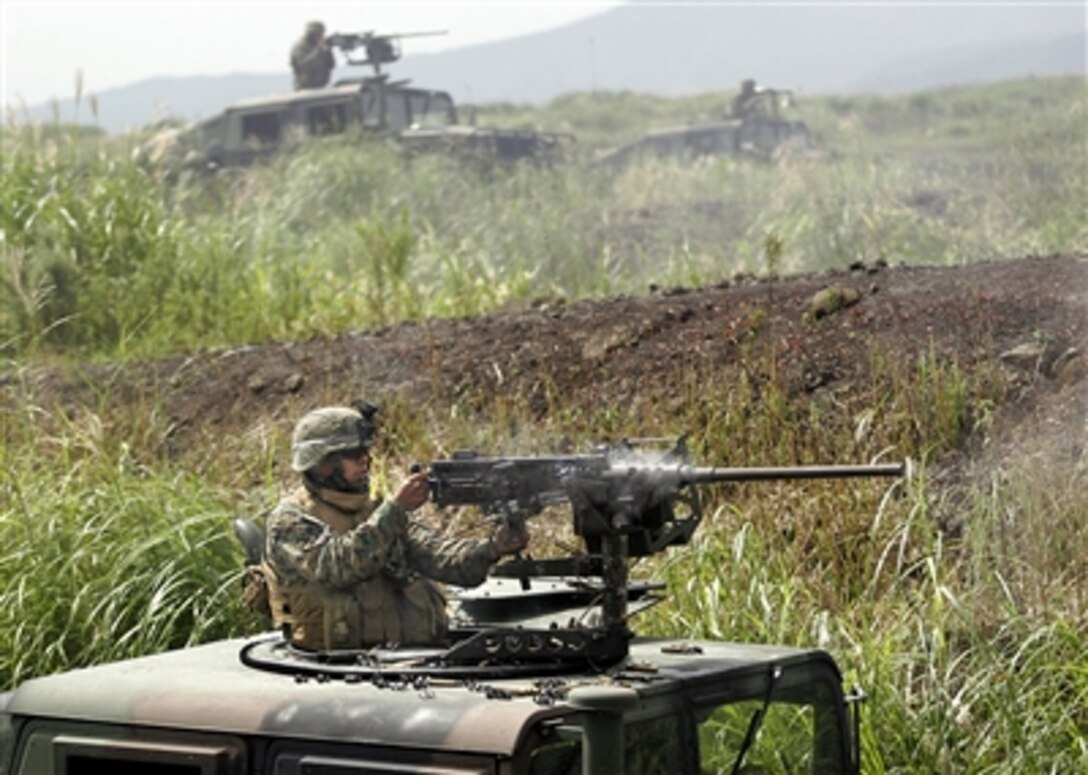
326;29;447;75
430;438;905;657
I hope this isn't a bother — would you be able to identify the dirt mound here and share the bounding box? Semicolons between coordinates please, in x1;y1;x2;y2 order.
8;254;1086;468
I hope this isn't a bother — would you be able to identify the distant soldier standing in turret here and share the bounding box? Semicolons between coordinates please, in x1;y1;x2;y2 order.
731;78;761;119
291;20;336;90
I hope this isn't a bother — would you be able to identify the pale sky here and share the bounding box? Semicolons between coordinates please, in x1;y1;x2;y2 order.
1;1;622;109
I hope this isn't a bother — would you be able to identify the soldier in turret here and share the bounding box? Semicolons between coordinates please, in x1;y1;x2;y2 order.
290;20;336;90
731;78;762;119
731;78;791;121
262;403;528;650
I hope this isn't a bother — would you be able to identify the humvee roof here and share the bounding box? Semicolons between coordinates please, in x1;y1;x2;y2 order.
7;636;840;754
222;83;375;111
4;634;855;775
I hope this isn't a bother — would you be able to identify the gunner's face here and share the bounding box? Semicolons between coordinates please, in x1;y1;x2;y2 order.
337;447;371;484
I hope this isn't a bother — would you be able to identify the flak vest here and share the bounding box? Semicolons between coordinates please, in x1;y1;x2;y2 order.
265;487;449;651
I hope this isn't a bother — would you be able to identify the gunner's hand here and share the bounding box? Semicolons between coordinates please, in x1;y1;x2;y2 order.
393;471;430;512
490;522;529;559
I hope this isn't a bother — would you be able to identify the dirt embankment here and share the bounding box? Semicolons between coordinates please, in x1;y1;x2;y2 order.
7;254;1086;477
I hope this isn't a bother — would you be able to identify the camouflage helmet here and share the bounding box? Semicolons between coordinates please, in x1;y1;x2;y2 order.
290;403;378;472
305;20;326;36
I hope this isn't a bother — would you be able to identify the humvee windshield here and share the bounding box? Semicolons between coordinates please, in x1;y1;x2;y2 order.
306;103;349;135
377;89;456;129
529;679;848;774
240;112;280;146
695;682;847;774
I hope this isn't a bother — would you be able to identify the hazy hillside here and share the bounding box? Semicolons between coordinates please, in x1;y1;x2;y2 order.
857;32;1086;94
16;1;1084;133
400;3;1082;101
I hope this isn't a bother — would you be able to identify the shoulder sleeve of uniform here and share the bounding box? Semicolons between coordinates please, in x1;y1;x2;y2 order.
266;500;327;544
365;498;408;539
330;499;408;583
266;494;414;588
404;521;495;588
265;501;333;584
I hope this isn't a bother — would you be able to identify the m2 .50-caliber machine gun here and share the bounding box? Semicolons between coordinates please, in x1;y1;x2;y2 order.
325;29;446;76
420;437;906;669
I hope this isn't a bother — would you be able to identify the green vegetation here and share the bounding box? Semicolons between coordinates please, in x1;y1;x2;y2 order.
2;76;1086;771
3;337;1084;770
2;75;1084;360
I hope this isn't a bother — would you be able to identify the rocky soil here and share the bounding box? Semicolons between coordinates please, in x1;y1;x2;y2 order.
8;253;1086;482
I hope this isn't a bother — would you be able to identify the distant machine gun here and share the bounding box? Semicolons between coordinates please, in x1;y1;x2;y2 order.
754;87;796;114
326;30;447;75
428;438;906;642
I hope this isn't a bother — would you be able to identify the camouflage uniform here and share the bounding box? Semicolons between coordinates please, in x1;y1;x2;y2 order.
264;480;495;650
290;22;336;91
731;79;760;119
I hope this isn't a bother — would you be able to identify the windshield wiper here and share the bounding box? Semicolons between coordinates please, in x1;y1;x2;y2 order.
730;664;783;775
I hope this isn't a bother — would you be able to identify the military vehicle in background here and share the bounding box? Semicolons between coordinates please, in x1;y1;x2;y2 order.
139;31;571;169
594;82;813;169
1;438;905;774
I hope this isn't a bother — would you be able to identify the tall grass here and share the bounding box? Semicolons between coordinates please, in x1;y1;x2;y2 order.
637;404;1086;771
0;393;277;687
2;76;1084;360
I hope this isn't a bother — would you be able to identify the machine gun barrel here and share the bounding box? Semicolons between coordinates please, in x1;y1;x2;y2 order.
327;29;448;75
383;29;448;39
676;461;906;484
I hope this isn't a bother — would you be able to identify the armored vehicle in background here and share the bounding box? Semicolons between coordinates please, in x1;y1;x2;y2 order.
595;84;812;169
141;31;570;169
1;438;904;774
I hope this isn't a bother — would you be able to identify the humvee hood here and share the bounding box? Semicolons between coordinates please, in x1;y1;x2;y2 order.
8;635;841;756
7;636;558;755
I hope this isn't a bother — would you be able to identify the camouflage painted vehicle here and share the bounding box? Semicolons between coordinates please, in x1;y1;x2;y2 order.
594;87;812;169
141;81;457;168
139;32;569;169
0;631;859;774
1;439;904;774
396;124;572;167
